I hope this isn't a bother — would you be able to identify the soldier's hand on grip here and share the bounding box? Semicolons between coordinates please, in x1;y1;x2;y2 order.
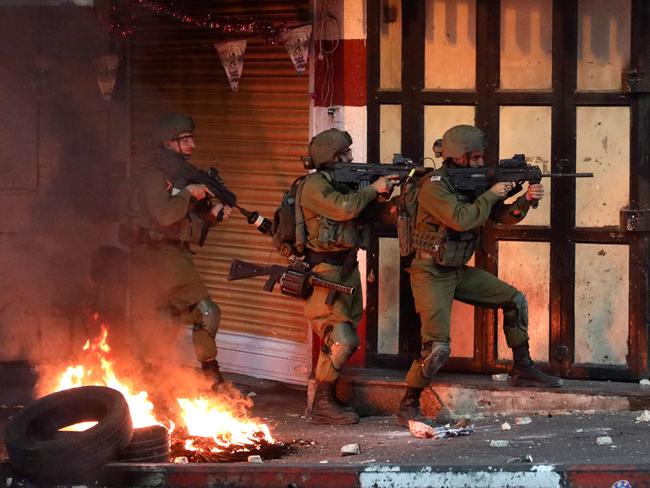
371;174;400;197
185;183;213;200
525;183;544;201
490;181;515;199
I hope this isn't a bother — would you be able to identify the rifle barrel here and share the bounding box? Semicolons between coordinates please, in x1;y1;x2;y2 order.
542;173;594;177
310;276;355;295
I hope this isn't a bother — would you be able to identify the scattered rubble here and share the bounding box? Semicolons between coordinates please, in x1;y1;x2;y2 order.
340;443;360;456
247;455;263;463
490;440;510;447
635;410;650;422
596;436;613;446
492;373;509;382
173;457;189;463
639;379;650;386
408;421;474;440
501;422;512;431
515;416;532;425
507;454;533;463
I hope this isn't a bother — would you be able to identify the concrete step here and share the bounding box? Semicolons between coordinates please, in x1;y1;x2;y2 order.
336;368;650;419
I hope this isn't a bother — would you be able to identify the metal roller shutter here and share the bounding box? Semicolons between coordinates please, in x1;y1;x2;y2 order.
129;1;311;382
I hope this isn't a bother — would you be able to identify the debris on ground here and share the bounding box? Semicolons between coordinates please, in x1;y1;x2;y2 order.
489;440;510;447
340;443;360;456
635;410;650;422
639;379;650;386
501;422;512;431
515;416;532;425
508;454;533;463
247;455;263;463
173;457;189;463
596;436;613;446
408;421;474;440
492;374;509;382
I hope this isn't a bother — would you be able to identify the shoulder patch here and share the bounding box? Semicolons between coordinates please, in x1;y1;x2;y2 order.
430;175;442;182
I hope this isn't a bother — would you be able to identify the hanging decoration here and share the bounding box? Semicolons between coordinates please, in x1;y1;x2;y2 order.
215;40;247;92
93;54;120;101
281;25;312;75
110;0;287;43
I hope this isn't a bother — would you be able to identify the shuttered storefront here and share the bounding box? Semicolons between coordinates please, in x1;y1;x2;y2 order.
129;1;311;383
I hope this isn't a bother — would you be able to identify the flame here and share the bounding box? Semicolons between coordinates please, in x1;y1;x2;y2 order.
48;317;276;453
178;397;275;452
52;321;159;430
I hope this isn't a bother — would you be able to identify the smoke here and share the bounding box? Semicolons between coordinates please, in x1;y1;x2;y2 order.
0;6;128;366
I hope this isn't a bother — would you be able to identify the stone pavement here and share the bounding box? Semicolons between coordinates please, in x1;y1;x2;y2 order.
2;363;650;487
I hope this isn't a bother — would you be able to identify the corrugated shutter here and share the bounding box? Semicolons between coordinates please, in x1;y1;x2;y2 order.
130;1;310;347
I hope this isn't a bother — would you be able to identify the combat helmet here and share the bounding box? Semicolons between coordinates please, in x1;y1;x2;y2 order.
151;113;195;146
308;128;353;168
441;125;486;159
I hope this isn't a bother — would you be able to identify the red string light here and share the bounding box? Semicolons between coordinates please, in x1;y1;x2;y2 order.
110;0;288;43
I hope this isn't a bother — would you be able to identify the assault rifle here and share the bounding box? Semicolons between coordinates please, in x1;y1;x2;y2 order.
446;154;593;207
228;258;355;300
332;154;424;194
175;161;273;236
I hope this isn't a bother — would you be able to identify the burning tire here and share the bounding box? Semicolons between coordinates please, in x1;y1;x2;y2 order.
5;385;133;483
119;424;170;462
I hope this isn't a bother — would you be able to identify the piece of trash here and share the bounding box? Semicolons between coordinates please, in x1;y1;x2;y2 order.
514;416;532;425
640;379;650;386
455;418;471;428
408;420;474;439
246;391;257;398
492;373;509;382
596;436;613;446
490;440;509;447
319;460;329;464
611;480;632;488
341;443;360;456
5;478;12;487
507;454;533;463
173;456;189;463
501;422;512;431
247;455;263;463
636;410;650;422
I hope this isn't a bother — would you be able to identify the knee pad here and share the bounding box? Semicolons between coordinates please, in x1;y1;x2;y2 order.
192;298;220;338
325;322;359;371
503;292;528;330
420;341;451;379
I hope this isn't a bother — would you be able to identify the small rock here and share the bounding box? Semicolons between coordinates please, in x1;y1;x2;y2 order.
341;443;360;456
246;391;257;398
596;436;613;446
173;456;189;463
640;379;650;386
635;410;650;422
501;422;512;431
247;455;263;463
492;373;509;382
490;440;509;447
514;416;532;425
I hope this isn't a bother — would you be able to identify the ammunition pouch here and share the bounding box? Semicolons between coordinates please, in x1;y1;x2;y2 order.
413;226;477;268
316;217;361;249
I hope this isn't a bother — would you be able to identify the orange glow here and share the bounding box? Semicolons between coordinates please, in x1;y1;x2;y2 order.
178;397;275;452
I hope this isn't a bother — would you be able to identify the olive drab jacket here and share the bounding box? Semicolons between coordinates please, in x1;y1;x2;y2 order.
129;149;215;245
413;162;533;267
300;171;379;253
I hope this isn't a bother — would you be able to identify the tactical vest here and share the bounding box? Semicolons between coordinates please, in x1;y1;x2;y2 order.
412;173;478;267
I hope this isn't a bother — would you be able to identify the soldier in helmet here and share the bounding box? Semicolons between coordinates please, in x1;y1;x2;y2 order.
301;128;400;424
127;112;233;391
395;124;562;427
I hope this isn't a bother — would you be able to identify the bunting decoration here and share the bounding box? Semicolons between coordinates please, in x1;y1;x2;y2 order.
93;54;120;101
281;25;312;75
215;40;247;92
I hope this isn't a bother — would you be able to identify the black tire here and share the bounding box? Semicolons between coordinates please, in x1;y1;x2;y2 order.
119;425;169;462
5;386;133;483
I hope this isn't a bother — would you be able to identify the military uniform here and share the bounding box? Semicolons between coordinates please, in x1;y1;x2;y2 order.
300;171;378;382
405;163;532;388
128;148;222;372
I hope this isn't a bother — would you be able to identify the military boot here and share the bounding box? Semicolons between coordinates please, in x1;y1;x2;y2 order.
395;387;424;427
511;344;563;388
309;381;359;425
200;359;225;390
